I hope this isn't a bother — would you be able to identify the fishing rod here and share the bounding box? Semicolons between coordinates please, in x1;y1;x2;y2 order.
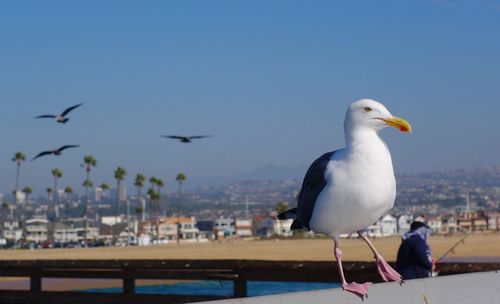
432;232;471;277
437;232;471;263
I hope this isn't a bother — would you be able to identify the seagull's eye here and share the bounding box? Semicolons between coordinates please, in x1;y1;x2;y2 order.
364;107;373;112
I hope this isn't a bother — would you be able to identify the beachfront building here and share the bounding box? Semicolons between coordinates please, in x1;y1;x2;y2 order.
157;218;178;242
2;220;23;242
427;216;443;234
101;216;123;226
457;210;488;232
397;214;413;234
274;218;293;237
380;214;397;236
177;217;200;242
214;218;235;240
440;215;457;234
235;218;253;238
488;212;500;231
197;220;215;241
53;223;79;243
53;218;99;244
367;214;397;238
25;218;49;243
99;223;128;244
253;216;275;237
141;217;202;243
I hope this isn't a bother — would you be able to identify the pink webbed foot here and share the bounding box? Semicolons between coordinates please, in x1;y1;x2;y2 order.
376;256;403;284
342;282;372;298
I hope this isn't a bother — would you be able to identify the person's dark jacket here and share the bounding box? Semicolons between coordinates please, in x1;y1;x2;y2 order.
396;234;432;279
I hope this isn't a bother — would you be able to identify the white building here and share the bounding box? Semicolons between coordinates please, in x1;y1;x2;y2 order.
488;212;500;231
179;217;200;242
380;214;397;236
273;218;294;237
397;214;413;234
101;216;123;226
367;214;397;237
53;224;79;243
3;220;23;242
235;219;253;237
53;219;99;243
427;216;442;234
214;218;235;239
25;218;49;243
14;191;26;204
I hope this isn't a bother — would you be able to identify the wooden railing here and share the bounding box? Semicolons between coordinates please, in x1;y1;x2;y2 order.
0;259;498;303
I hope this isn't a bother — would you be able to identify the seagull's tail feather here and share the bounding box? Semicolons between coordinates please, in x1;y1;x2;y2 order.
277;207;297;220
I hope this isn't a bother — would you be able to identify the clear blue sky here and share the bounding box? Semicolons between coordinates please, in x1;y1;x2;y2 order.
1;1;499;196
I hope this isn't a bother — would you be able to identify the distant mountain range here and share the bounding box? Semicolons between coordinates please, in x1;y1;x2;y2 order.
186;164;500;190
185;164;307;189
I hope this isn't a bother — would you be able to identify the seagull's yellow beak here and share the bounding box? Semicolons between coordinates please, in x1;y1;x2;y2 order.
383;116;412;133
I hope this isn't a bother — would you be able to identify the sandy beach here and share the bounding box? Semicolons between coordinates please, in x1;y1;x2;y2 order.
0;233;497;291
0;233;497;261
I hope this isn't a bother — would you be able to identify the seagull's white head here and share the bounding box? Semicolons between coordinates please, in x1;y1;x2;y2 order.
344;99;412;134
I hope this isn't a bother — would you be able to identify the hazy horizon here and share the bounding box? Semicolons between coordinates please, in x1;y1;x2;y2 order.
1;1;499;196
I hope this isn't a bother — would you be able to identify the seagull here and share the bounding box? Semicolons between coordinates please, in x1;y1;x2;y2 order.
31;145;80;161
35;103;83;124
278;99;411;298
160;135;212;143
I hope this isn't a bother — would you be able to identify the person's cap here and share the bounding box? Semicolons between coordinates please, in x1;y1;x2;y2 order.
410;221;430;231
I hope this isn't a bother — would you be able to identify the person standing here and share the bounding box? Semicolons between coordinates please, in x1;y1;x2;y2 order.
396;221;434;279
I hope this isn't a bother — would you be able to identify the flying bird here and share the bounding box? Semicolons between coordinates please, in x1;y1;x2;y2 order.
31;145;80;161
278;99;412;298
161;135;212;143
35;103;83;124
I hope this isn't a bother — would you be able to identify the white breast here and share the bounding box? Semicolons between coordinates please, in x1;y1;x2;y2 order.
309;136;396;238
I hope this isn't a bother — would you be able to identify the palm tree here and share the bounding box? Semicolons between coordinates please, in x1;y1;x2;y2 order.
82;179;93;190
46;187;52;203
83;156;97;245
175;173;187;198
149;177;158;217
155;178;164;216
51;168;63;203
83;156;97;210
175;173;186;245
135;206;144;222
100;182;110;201
64;186;73;218
134;174;146;221
147;188;159;218
22;186;32;204
82;179;93;244
275;201;290;215
114;166;127;244
146;187;160;241
12;152;26;203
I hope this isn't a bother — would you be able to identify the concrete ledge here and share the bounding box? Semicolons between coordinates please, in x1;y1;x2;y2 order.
200;271;500;304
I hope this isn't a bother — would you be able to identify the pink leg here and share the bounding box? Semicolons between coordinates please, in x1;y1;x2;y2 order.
357;231;403;284
334;239;372;298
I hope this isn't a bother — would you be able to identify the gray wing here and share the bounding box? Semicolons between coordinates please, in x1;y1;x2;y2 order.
35;115;56;119
31;151;52;161
61;103;83;117
58;145;80;152
188;135;212;139
296;150;337;230
161;135;186;140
